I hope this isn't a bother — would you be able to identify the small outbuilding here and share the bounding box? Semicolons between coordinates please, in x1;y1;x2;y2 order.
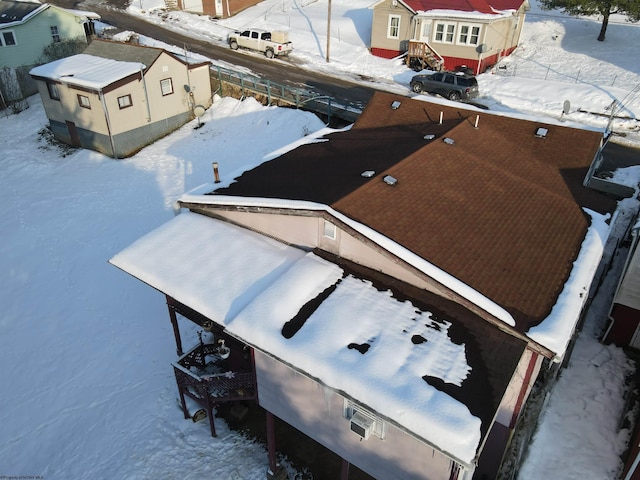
30;39;212;158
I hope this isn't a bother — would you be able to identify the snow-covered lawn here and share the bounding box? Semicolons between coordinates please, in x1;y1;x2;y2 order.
1;0;639;478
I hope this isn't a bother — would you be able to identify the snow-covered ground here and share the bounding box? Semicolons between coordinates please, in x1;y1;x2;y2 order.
1;0;639;479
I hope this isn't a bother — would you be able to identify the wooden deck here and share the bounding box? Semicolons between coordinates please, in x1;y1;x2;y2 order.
406;40;444;72
173;341;257;436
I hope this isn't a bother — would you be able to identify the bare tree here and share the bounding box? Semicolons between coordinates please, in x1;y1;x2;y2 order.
539;0;640;41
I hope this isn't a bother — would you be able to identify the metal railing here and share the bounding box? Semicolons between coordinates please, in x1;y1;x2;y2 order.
210;65;363;124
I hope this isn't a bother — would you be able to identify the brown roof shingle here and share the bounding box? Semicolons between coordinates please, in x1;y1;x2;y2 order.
215;91;617;333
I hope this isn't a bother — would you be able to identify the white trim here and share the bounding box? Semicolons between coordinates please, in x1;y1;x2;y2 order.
387;14;401;39
323;219;336;240
457;23;481;46
0;30;17;47
433;22;455;44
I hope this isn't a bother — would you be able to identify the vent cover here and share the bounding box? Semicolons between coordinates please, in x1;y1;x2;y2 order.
535;127;548;138
383;175;397;186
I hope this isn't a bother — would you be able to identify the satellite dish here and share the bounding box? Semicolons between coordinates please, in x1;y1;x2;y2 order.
183;84;191;93
562;100;571;115
193;105;206;117
476;44;488;54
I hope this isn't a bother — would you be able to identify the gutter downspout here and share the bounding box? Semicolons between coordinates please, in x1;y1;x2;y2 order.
99;90;117;158
477;22;489;75
140;67;151;123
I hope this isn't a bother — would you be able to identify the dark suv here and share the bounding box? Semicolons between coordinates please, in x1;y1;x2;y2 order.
410;72;479;101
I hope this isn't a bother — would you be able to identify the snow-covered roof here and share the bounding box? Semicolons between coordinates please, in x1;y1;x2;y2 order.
110;211;527;465
29;54;145;91
0;2;100;29
386;0;525;16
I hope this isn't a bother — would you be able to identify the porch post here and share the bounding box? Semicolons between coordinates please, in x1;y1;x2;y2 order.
340;458;350;480
510;350;538;429
266;411;278;473
166;295;183;356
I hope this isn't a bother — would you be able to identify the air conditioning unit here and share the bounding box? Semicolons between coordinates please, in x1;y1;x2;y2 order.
350;412;374;440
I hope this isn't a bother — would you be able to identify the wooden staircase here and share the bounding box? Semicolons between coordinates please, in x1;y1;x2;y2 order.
406;40;444;72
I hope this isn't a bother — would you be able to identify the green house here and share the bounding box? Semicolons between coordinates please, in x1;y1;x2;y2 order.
0;0;99;69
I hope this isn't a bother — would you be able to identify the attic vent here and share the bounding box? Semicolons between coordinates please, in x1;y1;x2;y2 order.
443;137;455;145
391;101;401;110
383;175;397;186
535;127;548;138
423;134;435;140
361;170;375;178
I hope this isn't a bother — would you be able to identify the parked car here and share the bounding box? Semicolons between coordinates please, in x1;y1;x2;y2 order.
410;72;479;101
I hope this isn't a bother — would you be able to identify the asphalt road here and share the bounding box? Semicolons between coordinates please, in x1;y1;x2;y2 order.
44;1;640;167
55;2;378;112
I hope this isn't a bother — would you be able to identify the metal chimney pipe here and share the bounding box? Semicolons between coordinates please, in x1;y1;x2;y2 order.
212;162;221;183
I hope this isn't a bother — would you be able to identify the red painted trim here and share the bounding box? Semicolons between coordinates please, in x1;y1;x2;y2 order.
510;351;538;429
371;47;401;59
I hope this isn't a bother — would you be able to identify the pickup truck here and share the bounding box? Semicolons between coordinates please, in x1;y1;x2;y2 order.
228;29;293;59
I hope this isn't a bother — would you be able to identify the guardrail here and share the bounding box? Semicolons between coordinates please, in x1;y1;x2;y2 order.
210;65;362;124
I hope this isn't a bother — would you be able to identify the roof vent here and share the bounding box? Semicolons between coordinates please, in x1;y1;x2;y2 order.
391;101;401;110
423;134;435;140
443;137;455;145
383;175;397;186
361;170;375;178
535;127;548;138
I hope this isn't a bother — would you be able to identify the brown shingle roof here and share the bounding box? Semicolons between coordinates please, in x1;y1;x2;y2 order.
215;91;617;333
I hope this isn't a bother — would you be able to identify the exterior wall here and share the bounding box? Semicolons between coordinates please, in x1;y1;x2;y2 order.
414;15;519;73
0;6;89;68
370;0;416;55
370;1;527;72
178;0;204;14
604;303;640;348
254;350;462;480
138;52;204;124
33;52;212;158
205;209;466;303
177;0;263;18
111;110;192;157
34;78;109;135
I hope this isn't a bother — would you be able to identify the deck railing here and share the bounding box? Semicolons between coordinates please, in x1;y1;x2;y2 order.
172;342;257;436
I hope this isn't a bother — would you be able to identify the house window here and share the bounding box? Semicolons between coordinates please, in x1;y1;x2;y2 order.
458;24;480;45
434;22;455;44
160;78;174;96
117;94;132;109
1;31;16;46
46;82;60;101
387;15;400;39
323;220;336;240
77;94;91;109
50;25;61;43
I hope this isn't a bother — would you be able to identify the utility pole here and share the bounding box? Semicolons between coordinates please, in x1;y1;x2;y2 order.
326;0;331;62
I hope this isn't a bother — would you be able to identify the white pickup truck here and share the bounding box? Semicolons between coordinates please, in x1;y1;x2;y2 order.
228;29;293;59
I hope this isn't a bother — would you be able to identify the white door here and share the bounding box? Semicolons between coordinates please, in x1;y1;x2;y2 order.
420;20;432;42
215;0;223;16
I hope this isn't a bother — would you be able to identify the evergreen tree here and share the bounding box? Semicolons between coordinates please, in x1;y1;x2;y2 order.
539;0;640;41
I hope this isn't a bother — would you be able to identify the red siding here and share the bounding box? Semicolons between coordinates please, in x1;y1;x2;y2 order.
371;47;516;74
603;303;640;347
371;47;401;59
